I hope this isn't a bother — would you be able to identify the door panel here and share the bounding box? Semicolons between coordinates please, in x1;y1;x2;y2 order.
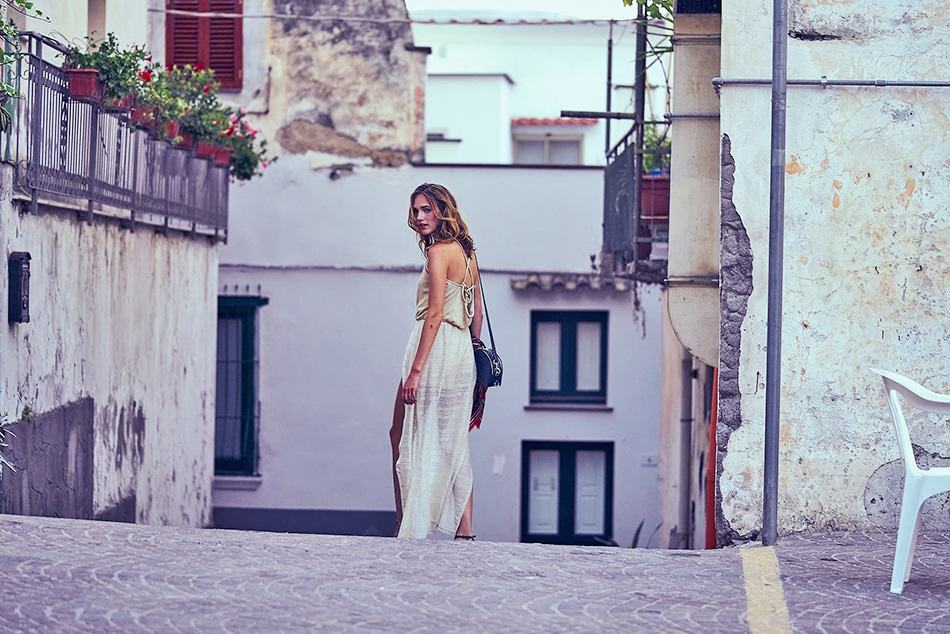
522;441;614;545
527;450;559;535
574;450;606;535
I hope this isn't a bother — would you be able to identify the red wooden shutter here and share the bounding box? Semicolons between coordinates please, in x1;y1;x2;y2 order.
166;0;202;69
208;0;243;90
166;0;243;91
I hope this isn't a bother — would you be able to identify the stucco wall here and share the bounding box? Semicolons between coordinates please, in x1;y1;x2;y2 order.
221;159;605;272
0;166;218;526
424;75;512;164
14;0;147;48
718;0;950;540
413;20;671;164
217;163;664;544
214;266;662;545
146;0;427;168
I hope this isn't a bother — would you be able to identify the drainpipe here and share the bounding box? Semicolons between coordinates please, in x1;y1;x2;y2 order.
762;0;788;547
678;356;694;549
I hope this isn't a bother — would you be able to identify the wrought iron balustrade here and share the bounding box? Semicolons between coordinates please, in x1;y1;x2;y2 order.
603;123;670;283
1;32;228;240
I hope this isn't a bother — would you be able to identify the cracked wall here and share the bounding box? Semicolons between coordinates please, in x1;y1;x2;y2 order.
0;165;217;527
260;0;426;168
717;134;754;543
718;0;950;538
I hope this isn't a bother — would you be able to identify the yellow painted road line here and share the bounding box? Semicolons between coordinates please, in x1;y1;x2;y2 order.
741;546;793;634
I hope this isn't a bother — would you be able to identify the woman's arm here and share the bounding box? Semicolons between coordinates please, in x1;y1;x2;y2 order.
469;253;483;341
403;244;451;405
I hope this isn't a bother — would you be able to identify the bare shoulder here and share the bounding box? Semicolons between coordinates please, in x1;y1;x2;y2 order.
425;242;453;271
426;242;455;260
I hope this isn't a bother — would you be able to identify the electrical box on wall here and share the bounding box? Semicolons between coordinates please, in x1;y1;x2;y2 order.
9;251;31;323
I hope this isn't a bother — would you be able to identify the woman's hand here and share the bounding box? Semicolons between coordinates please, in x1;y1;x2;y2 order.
403;369;422;405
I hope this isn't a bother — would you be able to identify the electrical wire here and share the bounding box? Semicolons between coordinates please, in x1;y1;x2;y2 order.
147;7;664;27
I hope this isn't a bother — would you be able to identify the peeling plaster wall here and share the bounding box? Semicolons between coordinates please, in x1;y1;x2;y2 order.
0;167;217;526
147;0;426;168
265;0;425;167
719;0;950;540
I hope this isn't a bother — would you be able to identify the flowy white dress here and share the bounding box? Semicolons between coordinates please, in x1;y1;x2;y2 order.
396;244;476;538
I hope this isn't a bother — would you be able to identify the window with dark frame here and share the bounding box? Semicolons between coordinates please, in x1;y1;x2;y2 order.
215;296;266;475
166;0;244;91
530;310;608;405
521;441;614;545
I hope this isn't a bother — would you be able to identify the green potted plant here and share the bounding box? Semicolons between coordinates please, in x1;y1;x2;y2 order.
129;56;158;129
164;65;220;151
133;63;187;140
188;105;229;158
65;33;149;110
223;109;276;180
62;53;101;103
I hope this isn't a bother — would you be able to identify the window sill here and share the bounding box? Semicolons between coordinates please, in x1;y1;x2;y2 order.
524;403;613;413
213;475;263;491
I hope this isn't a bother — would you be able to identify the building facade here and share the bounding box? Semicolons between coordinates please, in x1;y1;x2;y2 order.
655;0;950;545
206;3;669;545
0;1;224;526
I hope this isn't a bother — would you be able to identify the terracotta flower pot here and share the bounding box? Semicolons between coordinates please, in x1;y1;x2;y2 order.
66;69;101;103
213;146;232;167
195;140;216;159
103;93;134;113
164;119;181;140
130;105;157;128
175;130;194;150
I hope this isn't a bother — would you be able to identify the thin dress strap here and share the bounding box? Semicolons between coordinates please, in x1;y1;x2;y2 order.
460;242;473;287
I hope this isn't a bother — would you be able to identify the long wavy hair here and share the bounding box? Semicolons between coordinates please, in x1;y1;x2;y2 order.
407;183;475;258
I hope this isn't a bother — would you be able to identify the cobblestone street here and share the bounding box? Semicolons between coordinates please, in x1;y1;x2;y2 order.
1;514;949;632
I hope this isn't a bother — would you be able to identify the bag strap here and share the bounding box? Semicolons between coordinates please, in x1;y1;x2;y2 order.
472;250;497;352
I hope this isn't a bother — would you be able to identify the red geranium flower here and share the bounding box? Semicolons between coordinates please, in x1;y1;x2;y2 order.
138;69;152;82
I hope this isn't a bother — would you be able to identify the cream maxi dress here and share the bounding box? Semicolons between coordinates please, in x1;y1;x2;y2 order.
396;243;476;538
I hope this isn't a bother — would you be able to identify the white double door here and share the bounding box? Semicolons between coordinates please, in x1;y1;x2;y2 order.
525;443;611;542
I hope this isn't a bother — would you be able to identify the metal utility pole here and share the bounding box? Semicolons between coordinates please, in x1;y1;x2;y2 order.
605;20;613;155
762;0;788;547
631;2;646;268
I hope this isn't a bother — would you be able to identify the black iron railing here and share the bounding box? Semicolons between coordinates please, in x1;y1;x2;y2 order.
2;32;228;240
603;123;670;282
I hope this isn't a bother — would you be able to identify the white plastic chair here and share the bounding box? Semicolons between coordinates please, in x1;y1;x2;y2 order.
870;368;950;594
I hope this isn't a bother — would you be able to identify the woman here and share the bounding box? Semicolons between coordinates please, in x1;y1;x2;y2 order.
389;183;482;540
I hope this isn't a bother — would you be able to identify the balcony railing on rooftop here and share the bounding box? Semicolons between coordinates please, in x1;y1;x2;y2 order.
602;123;670;283
1;32;228;240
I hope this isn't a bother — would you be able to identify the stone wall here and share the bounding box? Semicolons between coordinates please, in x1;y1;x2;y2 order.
0;165;218;526
717;0;950;540
0;398;95;519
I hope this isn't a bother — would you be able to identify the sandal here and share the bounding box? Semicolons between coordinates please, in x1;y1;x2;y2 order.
453;534;477;541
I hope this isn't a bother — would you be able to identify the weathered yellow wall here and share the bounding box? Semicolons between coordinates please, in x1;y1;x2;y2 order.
666;12;721;368
718;0;950;540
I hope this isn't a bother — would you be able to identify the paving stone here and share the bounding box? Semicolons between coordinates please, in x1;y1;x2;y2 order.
0;515;948;632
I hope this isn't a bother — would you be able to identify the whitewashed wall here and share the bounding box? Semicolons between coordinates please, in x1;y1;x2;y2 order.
718;0;950;539
16;0;147;49
425;75;513;164
413;20;670;166
216;161;664;544
0;167;218;526
221;159;606;273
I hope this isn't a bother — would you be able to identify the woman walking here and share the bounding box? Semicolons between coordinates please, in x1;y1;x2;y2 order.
389;183;482;540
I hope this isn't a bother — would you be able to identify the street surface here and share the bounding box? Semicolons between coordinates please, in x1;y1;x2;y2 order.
1;515;948;632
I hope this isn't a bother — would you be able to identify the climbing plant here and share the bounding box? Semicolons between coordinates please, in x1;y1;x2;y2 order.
623;0;673;23
1;0;48;130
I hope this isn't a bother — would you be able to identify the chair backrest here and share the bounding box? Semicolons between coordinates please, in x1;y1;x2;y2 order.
870;368;950;471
